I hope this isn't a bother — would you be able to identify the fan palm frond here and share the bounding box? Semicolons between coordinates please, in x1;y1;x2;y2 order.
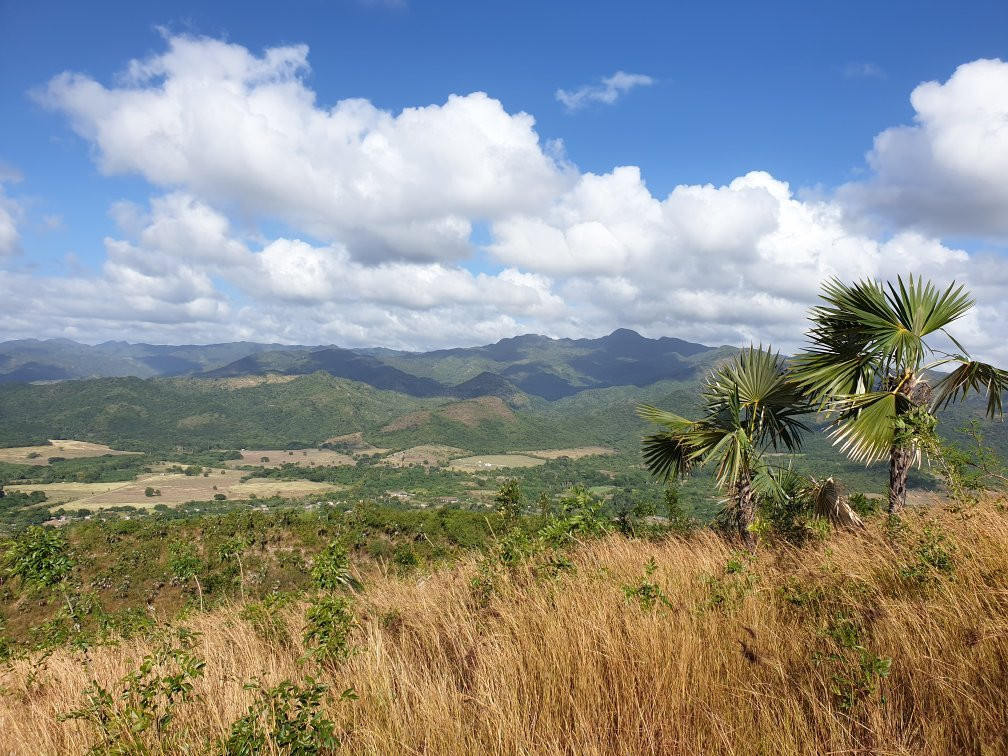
931;359;1008;418
803;477;864;529
827;390;912;464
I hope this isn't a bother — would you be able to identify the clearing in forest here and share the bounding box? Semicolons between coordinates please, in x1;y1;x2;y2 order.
448;454;546;471
381;445;470;467
7;471;342;510
520;446;617;460
225;449;356;468
0;440;139;466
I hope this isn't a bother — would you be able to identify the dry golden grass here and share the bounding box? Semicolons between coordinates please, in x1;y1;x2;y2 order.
448;454;547;471
519;446;617;460
0;440;138;466
1;506;1006;755
224;449;357;469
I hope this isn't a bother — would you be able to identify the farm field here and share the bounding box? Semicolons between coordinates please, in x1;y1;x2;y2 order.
381;444;469;467
519;446;616;460
0;440;138;466
447;454;547;472
1;481;133;506
6;471;343;510
225;449;356;468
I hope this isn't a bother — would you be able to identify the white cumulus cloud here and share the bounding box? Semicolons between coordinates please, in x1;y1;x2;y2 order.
36;34;571;263
840;58;1008;240
0;177;23;257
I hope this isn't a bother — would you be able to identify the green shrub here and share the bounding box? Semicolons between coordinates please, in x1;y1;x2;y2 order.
310;542;361;593
303;596;356;664
223;678;354;755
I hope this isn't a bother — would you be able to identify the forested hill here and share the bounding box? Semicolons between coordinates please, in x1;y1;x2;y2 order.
0;369;710;455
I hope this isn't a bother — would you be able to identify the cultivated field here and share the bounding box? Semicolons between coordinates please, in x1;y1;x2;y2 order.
0;440;138;466
520;446;617;460
225;449;356;468
230;479;344;500
7;471;342;510
447;454;546;471
381;445;469;467
1;482;133;506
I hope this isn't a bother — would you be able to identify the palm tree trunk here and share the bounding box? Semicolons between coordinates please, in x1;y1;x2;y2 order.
888;444;912;515
737;473;756;549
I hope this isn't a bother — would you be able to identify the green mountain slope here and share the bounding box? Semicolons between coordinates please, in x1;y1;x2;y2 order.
0;373;432;451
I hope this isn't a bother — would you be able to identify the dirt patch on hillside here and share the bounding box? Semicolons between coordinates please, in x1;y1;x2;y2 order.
213;374;300;389
380;397;517;434
439;397;516;427
322;433;389;456
381;411;433;433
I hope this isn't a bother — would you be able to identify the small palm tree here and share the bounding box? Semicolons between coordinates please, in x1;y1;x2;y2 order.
638;346;810;547
792;275;1008;514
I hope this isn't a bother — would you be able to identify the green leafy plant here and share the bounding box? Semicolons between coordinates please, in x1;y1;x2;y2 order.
310;542;362;593
168;540;205;611
302;596;356;664
494;478;524;524
3;526;74;590
702;552;757;610
218;537;248;601
898;523;956;586
1;526;92;650
622;557;673;611
815;615;892;712
223;678;355;755
538;486;609;547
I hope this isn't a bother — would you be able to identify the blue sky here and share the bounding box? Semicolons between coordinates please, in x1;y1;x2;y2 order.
1;0;1007;356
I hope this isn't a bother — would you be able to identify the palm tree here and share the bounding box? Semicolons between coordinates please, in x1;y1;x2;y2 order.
792;275;1008;515
638;346;810;547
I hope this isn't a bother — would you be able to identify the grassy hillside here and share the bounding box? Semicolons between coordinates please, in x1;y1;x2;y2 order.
0;504;1005;754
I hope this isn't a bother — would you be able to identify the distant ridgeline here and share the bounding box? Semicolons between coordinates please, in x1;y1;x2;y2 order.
0;329;722;399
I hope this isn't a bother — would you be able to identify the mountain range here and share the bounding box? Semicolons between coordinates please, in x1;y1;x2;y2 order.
0;330;730;402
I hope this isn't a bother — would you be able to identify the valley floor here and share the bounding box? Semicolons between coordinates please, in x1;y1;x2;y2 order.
1;505;1006;754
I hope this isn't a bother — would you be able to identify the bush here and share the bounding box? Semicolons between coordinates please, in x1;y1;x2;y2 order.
303;596;356;663
310;542;361;593
223;678;353;754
